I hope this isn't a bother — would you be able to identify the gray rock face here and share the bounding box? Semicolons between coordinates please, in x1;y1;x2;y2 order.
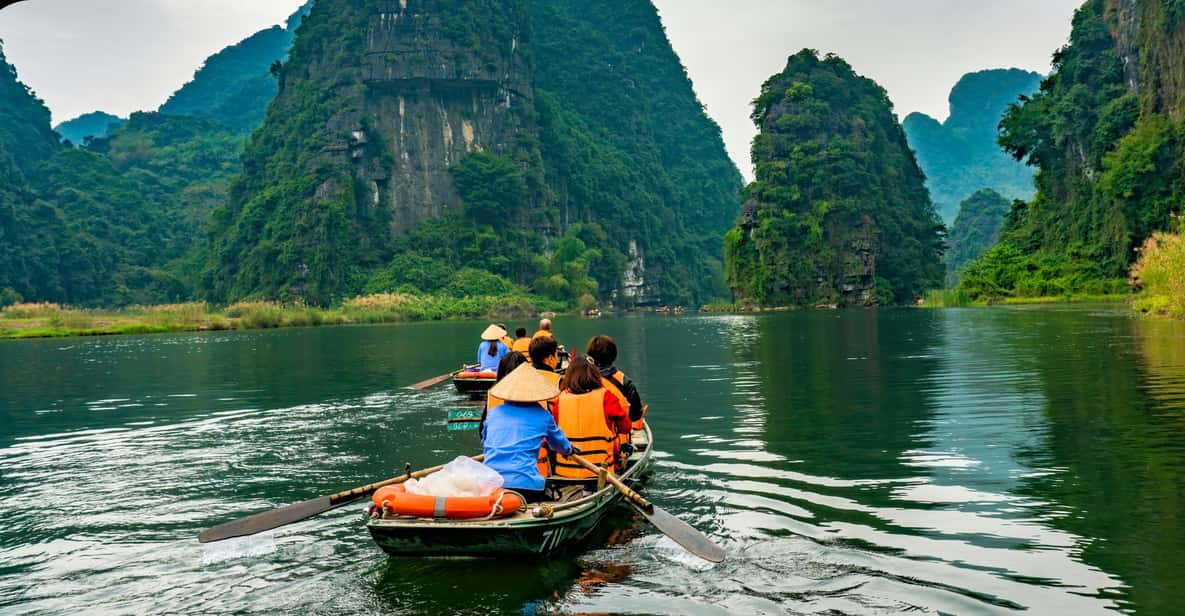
323;0;535;233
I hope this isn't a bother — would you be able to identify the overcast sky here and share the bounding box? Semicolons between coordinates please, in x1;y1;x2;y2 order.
0;0;1082;178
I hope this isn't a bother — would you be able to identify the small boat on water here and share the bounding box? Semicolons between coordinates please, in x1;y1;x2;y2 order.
366;424;654;557
452;365;497;397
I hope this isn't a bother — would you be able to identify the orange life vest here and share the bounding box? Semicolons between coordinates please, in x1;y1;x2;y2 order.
486;368;563;477
532;329;553;340
554;390;619;478
511;337;531;354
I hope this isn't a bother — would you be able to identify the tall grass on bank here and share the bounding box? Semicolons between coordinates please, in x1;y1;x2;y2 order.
0;292;565;340
1132;225;1185;318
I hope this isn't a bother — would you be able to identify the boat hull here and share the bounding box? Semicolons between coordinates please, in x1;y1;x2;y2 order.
367;426;653;558
452;376;495;397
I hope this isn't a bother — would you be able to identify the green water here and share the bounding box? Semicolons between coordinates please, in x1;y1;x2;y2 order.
2;306;1185;614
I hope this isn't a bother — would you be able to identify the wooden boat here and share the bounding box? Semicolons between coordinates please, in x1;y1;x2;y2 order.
451;365;496;397
366;424;654;557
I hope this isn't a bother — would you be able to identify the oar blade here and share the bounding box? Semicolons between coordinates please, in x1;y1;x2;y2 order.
632;503;726;563
199;496;333;544
407;372;455;391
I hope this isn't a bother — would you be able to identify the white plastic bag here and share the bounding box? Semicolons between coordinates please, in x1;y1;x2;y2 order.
404;456;504;497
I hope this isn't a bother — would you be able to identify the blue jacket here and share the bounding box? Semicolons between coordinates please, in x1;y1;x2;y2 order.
477;340;509;371
481;401;573;491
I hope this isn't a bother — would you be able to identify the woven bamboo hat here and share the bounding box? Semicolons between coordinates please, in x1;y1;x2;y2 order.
481;324;508;341
489;363;561;403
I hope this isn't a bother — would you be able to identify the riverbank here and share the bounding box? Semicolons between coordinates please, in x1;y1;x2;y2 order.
920;288;1130;308
0;293;565;340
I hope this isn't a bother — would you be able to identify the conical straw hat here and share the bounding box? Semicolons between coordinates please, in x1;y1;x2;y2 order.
481;324;507;341
489;363;560;403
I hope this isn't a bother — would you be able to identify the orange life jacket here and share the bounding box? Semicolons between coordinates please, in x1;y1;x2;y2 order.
554;390;619;478
511;337;531;354
532;329;553;340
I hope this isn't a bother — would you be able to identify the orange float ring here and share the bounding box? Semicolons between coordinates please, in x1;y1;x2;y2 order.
456;370;496;379
372;484;522;519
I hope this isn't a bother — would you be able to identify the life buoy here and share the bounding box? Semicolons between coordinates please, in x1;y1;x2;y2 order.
457;370;496;379
371;484;522;519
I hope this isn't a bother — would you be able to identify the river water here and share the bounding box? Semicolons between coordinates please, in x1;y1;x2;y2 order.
2;306;1185;614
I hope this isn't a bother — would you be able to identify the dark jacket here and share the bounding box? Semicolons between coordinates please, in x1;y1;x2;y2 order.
599;365;644;422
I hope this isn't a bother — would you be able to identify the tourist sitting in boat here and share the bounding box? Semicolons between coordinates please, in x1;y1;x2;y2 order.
586;335;645;426
477;324;510;372
554;356;631;478
496;323;515;350
528;335;562;388
532;318;555;339
481;363;574;503
511;327;532;354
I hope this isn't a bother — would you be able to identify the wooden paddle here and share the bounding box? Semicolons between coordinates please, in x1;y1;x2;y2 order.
568;453;725;563
198;455;484;543
406;370;457;391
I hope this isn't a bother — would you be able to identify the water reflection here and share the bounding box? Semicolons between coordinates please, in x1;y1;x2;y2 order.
3;309;1185;614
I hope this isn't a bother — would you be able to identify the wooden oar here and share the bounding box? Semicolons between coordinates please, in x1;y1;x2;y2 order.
406;370;457;391
569;453;725;563
198;455;484;543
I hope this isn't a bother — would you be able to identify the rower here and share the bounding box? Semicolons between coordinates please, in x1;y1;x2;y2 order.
481;364;574;503
585;335;645;443
554;356;631;478
484;351;554;479
511;327;531;354
477;324;510;372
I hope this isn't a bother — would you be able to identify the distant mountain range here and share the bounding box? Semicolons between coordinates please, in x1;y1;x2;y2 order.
902;68;1041;225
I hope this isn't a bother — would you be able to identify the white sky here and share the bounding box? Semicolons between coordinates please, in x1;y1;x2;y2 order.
0;0;1082;179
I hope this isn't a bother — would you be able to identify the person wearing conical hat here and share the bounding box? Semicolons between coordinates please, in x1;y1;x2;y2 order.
476;324;510;372
481;363;574;503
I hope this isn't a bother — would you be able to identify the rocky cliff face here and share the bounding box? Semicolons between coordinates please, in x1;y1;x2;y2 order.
206;0;740;305
346;0;535;231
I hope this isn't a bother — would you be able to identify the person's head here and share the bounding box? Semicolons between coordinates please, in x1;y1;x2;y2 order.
481;324;507;356
539;318;552;332
561;355;604;395
515;327;528;339
496;350;529;381
490;363;561;403
529;335;559;368
586;335;618;367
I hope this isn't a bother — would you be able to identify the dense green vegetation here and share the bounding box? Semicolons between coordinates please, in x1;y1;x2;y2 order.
0;41;247;306
1131;216;1185;318
204;0;740;307
54;111;124;146
902;69;1041;224
531;0;742;304
945;189;1012;285
725;50;944;307
158;2;311;132
957;0;1185;301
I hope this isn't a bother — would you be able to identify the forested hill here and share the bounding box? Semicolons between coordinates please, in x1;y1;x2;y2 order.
724;50;944;307
0;42;245;306
902;69;1041;224
158;1;312;132
54;111;125;146
204;0;741;307
959;0;1185;300
945;188;1011;286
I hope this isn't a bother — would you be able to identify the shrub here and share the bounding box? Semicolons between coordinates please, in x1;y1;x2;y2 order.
1131;223;1185;317
3;302;64;319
